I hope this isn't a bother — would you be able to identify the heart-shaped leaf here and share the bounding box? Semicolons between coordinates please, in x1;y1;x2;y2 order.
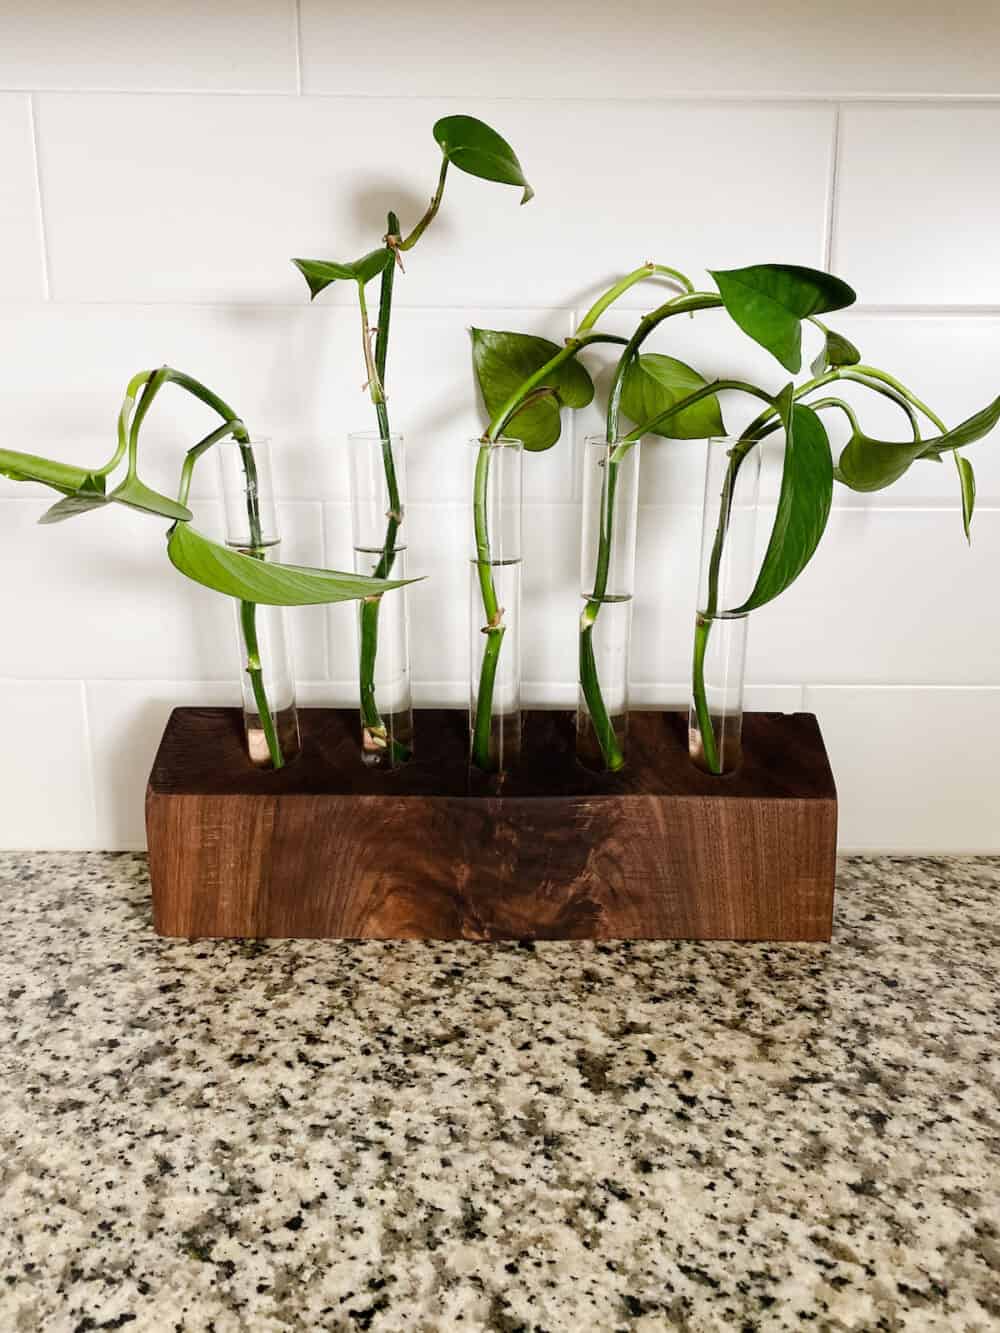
471;328;593;452
434;116;533;204
957;455;975;541
711;264;856;373
730;390;833;614
0;446;92;494
292;248;393;300
168;523;418;606
810;326;861;377
837;395;1000;491
621;354;725;440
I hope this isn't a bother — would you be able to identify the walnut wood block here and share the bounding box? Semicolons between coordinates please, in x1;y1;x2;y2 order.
146;708;837;942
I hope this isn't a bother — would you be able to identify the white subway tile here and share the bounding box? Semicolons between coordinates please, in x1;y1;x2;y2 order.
806;685;1000;852
0;95;46;301
631;504;703;684
275;500;327;681
35;95;832;307
837;105;1000;306
300;1;1000;98
747;508;1000;686
87;680;238;848
0;680;95;848
0;498;231;679
0;1;297;93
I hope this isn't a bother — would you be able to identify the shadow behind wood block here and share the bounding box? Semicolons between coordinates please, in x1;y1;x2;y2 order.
146;708;837;941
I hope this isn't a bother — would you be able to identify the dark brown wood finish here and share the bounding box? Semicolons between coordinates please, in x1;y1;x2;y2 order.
147;708;838;942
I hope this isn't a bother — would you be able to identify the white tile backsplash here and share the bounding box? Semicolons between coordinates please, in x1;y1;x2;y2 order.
837;105;1000;306
807;686;1000;852
3;12;1000;850
299;1;1000;99
0;681;95;848
0;1;298;93
748;507;999;687
0;94;47;300
34;94;833;307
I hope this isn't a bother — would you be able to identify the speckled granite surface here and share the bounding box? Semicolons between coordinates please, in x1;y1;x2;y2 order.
0;854;998;1332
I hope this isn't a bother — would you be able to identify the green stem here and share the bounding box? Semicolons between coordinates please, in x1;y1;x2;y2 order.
576;291;722;768
471;440;506;770
356;213;410;765
576;262;694;333
578;442;634;771
691;613;719;773
399;158;449;252
131;364;282;770
471;334;627;769
240;598;283;770
236;439;284;771
689;439;756;776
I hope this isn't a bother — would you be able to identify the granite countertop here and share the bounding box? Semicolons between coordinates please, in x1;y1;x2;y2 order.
0;855;997;1332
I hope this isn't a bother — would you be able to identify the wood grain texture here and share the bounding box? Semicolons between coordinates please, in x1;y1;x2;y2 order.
147;708;838;942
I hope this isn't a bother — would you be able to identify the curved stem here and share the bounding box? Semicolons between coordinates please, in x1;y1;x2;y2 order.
853;364;947;434
399;157;449;252
130;365;282;770
176;420;245;507
576;262;693;334
606;293;725;441
98;371;154;478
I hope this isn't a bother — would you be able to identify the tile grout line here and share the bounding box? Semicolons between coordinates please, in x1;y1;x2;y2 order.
78;680;100;842
824;103;842;272
293;0;304;96
4;88;1000;105
26;93;52;300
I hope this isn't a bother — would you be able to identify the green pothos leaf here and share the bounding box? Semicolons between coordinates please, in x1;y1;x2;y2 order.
730;389;834;614
837;395;1000;491
957;455;976;542
0;446;92;494
620;354;725;440
810;325;862;377
167;523;418;606
711;264;856;374
291;248;393;299
471;328;593;452
433;116;533;204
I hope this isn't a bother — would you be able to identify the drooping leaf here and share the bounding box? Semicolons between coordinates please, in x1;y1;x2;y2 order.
730;390;833;614
838;395;1000;491
710;264;856;373
167;523;418;606
109;475;193;523
810;326;861;377
471;328;594;451
620;354;725;440
291;248;393;300
38;473;108;524
0;446;92;494
918;396;1000;459
433;116;533;204
957;455;976;541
